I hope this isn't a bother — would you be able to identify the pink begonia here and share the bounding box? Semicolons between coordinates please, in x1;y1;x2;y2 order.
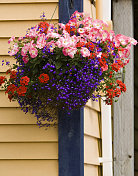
118;49;130;58
29;47;38;58
77;28;85;35
109;30;115;41
63;47;77;58
101;65;108;71
22;56;29;64
47;41;57;52
26;25;38;38
81;47;90;57
101;30;110;41
58;23;65;30
115;34;129;46
21;44;29;57
18;37;23;41
36;33;46;49
89;28;102;41
62;48;68;56
129;37;137;45
46;32;60;39
9;43;19;56
8;36;15;44
92;19;108;29
68;47;77;58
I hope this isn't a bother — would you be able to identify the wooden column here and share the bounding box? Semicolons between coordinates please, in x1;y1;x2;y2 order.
112;0;134;176
58;1;84;176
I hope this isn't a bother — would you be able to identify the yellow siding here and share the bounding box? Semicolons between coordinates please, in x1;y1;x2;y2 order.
0;1;59;176
83;1;102;176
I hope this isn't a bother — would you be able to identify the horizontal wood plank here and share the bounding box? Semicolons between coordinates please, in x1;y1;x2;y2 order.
84;135;100;165
84;107;100;138
84;164;98;176
0;20;58;37
0;56;15;72
0;125;58;142
0;142;58;159
0;160;58;176
0;0;58;3
0;107;38;124
85;99;100;112
0;39;9;55
0;91;19;107
0;3;58;21
0;107;58;124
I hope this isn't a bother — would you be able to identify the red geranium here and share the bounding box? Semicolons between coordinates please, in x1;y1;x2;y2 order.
10;70;17;80
38;21;49;34
17;86;27;96
20;76;30;86
0;76;6;86
38;73;49;83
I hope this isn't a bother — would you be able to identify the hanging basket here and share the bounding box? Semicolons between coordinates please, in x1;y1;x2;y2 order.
0;11;137;127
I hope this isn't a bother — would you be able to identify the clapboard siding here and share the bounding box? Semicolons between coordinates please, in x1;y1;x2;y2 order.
84;135;100;165
0;20;58;37
0;3;58;21
84;107;100;138
0;142;58;159
0;1;59;176
84;1;102;175
0;0;58;3
84;164;99;176
0;125;58;142
84;100;102;175
0;160;58;176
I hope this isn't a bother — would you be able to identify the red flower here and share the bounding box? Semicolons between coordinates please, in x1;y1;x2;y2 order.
0;76;6;86
116;80;126;92
10;70;17;80
76;42;85;48
5;84;17;100
17;86;27;96
38;73;49;83
5;84;17;94
39;22;49;34
20;76;30;86
111;63;121;72
89;52;96;59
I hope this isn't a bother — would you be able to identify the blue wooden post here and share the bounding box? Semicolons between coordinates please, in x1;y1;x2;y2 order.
58;1;84;176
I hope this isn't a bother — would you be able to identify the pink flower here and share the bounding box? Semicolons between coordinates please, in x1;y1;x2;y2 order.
129;37;137;45
8;36;15;44
81;47;90;57
22;56;29;64
29;47;38;58
68;47;77;58
26;25;38;38
101;30;110;41
101;65;108;71
9;43;19;56
77;28;85;35
92;19;108;29
36;33;46;49
21;45;29;57
115;34;129;46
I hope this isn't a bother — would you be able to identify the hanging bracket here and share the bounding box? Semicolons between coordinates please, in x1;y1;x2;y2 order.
69;0;74;9
90;0;96;7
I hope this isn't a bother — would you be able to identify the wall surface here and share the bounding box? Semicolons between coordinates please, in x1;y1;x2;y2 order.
83;2;102;176
0;1;59;176
112;0;134;176
134;0;138;175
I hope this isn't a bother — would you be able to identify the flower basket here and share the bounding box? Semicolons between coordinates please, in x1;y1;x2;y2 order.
0;11;137;127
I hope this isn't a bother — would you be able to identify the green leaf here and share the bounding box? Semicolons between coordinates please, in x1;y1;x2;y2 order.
55;62;62;69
